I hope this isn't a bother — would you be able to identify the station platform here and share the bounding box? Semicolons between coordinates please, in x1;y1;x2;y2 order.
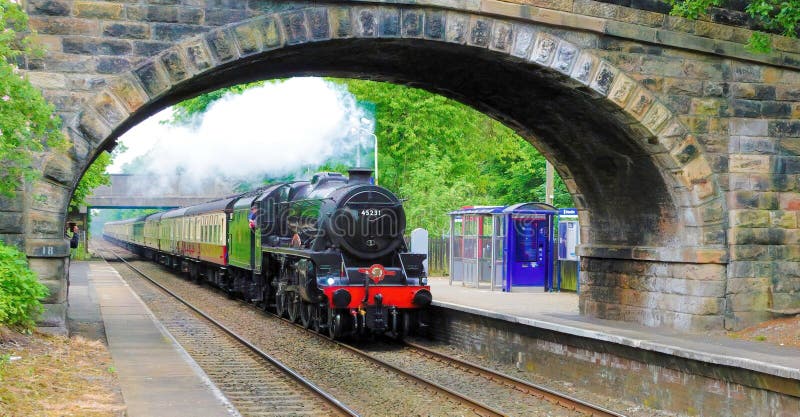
67;261;239;417
429;277;800;381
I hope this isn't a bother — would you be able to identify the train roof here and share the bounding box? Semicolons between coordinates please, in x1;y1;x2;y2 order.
145;211;166;221
105;215;149;225
184;196;238;215
161;207;188;219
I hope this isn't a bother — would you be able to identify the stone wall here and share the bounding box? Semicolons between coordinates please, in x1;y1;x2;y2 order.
427;305;800;416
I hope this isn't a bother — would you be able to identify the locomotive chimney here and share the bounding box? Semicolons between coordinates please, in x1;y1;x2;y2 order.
348;168;374;184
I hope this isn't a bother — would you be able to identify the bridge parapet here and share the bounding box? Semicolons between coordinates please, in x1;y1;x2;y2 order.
84;174;235;209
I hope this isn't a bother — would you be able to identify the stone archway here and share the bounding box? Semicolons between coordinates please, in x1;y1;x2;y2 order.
25;5;727;332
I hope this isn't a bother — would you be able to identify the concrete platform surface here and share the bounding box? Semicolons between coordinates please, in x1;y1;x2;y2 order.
430;277;800;381
68;261;240;417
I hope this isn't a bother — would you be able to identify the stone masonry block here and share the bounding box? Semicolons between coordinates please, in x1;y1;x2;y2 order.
28;256;66;285
108;75;149;113
37;302;67;330
779;192;800;210
730;210;769;228
73;2;124;20
682;263;726;281
42;154;76;186
102;22;151;39
330;7;354;39
92;90;129;128
731;245;768;261
727;277;769;294
62;37;132;56
771;211;798;228
159;49;190;83
29;16;100;36
39;279;67;304
729;191;779;210
184;39;213;72
728;292;770;312
730;119;767;138
134;61;170;97
28;0;71;16
770;245;800;261
232;19;265;56
730;155;770;173
307;8;331;41
78;109;111;144
205;28;238;62
0;212;24;234
281;11;310;45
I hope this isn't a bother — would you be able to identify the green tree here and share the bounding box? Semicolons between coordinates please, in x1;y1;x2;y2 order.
69;151;112;211
0;0;65;197
0;242;48;330
667;0;800;52
337;79;571;234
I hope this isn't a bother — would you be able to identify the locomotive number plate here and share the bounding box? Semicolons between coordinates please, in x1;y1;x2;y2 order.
361;209;381;217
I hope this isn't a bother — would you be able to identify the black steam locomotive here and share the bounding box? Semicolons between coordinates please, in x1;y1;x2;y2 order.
104;169;431;339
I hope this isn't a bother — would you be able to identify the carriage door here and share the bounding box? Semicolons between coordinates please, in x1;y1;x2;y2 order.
507;214;548;290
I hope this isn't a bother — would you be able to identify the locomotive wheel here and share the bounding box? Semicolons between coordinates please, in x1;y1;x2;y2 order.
299;301;313;329
313;304;327;333
394;311;414;341
287;293;301;323
275;291;287;318
327;308;342;340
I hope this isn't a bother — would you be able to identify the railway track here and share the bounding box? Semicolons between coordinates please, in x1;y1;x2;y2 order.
98;247;356;417
286;318;625;417
100;243;628;417
397;342;626;417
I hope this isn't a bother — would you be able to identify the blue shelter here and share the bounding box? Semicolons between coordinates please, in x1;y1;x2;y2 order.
448;202;558;292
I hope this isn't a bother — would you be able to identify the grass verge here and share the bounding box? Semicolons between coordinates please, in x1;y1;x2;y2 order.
0;327;125;416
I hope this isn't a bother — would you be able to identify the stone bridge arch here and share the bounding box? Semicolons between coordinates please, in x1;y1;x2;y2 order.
19;1;800;334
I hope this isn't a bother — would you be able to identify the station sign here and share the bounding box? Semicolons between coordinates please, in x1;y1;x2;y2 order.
558;208;578;216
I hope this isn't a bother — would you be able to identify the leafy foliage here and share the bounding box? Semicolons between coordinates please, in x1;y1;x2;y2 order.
0;0;66;197
667;0;800;52
0;242;48;330
336;79;571;235
69;151;112;211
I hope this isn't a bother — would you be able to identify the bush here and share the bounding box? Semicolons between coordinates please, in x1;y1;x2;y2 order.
0;242;48;330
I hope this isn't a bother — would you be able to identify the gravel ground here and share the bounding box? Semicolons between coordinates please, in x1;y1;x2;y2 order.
112;256;482;417
404;338;678;417
360;340;585;417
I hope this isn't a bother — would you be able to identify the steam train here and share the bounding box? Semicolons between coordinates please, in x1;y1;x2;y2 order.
103;169;431;339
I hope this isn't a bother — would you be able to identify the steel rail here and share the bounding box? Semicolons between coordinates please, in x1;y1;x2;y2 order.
275;315;506;417
99;248;360;417
404;341;628;417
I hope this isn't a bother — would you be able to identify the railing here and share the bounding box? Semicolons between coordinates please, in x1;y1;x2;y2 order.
404;235;449;277
428;237;449;276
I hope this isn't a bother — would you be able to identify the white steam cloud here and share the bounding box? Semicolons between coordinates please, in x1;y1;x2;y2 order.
112;77;374;194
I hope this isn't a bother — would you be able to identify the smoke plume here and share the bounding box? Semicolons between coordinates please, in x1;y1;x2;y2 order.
113;77;374;195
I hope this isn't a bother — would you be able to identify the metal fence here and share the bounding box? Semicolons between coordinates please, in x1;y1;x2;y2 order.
428;237;449;276
405;235;450;277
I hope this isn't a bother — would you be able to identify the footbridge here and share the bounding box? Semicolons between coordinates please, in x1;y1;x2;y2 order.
85;174;235;209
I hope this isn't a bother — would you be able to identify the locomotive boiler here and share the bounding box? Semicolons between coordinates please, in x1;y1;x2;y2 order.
104;169;431;339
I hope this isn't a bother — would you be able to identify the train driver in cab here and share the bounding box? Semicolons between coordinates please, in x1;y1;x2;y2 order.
249;206;258;230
